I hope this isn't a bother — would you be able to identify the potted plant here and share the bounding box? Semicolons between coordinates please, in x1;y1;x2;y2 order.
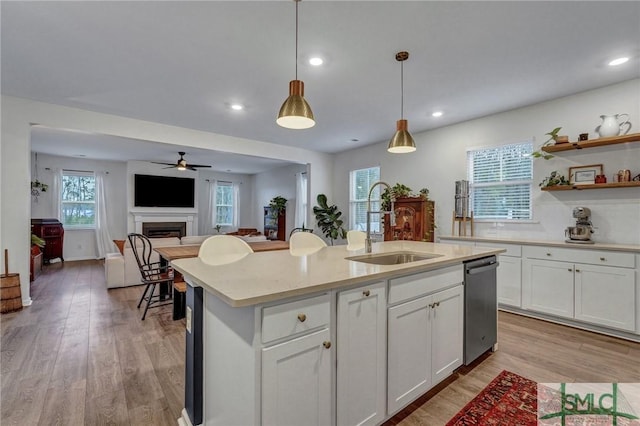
313;194;347;245
539;170;570;188
269;196;287;217
381;183;414;210
531;127;562;160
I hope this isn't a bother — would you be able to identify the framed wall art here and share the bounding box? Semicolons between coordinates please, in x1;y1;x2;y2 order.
568;164;603;185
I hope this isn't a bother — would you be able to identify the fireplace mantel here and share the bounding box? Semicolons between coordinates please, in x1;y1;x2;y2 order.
131;210;196;236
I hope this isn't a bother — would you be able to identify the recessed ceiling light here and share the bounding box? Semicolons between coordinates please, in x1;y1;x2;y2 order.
432;111;443;117
231;104;244;111
608;57;629;66
309;57;324;66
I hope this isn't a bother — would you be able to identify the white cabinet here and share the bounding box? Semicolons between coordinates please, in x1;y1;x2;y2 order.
261;294;332;426
496;255;522;307
430;285;464;384
575;263;635;331
522;258;575;318
387;284;463;415
262;328;332;426
336;282;386;426
523;247;636;332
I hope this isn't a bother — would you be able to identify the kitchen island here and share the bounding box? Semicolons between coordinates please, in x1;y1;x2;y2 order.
172;241;504;426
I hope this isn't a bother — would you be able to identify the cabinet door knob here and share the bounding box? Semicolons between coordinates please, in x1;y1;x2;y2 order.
546;253;552;257
568;269;573;272
435;301;440;307
600;257;606;261
323;341;331;349
297;313;306;322
575;269;581;273
362;290;370;297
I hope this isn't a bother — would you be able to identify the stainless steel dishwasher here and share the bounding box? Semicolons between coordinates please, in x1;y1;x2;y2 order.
464;255;499;365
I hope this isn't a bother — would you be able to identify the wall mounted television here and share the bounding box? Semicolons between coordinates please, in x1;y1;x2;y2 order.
134;174;195;208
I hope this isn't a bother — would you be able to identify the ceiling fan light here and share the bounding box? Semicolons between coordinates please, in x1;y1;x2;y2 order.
277;80;315;129
388;119;416;153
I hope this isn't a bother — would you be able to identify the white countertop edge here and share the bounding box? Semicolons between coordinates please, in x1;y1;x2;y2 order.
172;242;505;308
438;236;640;253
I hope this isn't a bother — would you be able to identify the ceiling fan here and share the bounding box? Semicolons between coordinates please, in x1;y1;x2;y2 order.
152;151;212;171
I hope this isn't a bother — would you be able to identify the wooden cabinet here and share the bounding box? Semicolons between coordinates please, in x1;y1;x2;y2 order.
337;282;386;426
31;218;64;263
383;197;435;242
264;206;286;241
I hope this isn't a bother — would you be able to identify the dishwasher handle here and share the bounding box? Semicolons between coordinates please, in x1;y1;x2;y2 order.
466;262;499;275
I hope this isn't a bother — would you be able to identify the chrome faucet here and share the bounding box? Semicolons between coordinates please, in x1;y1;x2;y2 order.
365;181;395;253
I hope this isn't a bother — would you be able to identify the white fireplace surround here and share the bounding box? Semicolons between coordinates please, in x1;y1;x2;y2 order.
131;210;196;236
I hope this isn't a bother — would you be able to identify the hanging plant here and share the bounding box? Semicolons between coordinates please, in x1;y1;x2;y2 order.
31;180;49;201
269;196;288;216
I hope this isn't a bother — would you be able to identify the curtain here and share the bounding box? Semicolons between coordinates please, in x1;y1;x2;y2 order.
232;182;240;229
51;168;63;220
294;172;308;228
94;173;115;258
201;179;216;235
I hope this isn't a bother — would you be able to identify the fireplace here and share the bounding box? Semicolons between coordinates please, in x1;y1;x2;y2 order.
142;222;187;238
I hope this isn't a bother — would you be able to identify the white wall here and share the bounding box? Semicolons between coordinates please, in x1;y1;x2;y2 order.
333;79;640;245
30;153;127;261
253;163;308;239
1;96;333;305
197;169;255;234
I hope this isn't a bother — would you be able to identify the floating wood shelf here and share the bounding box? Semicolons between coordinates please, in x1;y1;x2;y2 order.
541;181;640;191
541;133;640;153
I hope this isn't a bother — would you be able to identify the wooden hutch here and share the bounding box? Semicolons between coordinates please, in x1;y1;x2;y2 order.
383;197;435;242
31;218;64;263
263;207;286;241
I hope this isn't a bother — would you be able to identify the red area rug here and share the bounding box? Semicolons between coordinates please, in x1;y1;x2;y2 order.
446;370;537;425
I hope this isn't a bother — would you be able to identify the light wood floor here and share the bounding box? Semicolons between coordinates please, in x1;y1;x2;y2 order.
2;260;639;426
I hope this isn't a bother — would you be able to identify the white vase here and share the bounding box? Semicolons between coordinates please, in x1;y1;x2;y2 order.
597;114;631;138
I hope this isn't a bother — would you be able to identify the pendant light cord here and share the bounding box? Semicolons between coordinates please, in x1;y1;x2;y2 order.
400;60;404;119
295;0;299;80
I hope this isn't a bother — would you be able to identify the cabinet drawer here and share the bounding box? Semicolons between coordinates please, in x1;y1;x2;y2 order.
262;293;330;343
476;242;521;257
388;265;463;305
43;226;63;237
523;246;634;268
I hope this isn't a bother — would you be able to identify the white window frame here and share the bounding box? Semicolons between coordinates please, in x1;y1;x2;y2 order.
349;166;381;232
60;170;96;229
467;141;533;222
214;181;235;226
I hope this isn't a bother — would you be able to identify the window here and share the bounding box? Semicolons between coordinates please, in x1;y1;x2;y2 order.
61;171;96;227
215;181;235;226
467;141;533;220
350;166;381;231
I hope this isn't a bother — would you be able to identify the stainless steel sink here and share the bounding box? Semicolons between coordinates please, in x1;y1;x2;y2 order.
346;251;443;265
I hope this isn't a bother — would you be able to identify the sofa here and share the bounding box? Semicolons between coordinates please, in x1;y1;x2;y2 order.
105;233;268;288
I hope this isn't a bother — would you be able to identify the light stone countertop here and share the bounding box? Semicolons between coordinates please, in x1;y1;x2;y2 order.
438;236;640;253
172;241;504;307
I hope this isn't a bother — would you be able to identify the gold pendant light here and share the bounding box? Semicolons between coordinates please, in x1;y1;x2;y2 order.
277;0;315;129
388;51;416;153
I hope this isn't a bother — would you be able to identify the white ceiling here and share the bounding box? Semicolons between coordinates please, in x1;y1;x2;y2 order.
2;1;639;173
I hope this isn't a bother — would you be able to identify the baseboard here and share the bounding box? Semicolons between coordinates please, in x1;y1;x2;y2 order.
60;256;98;262
499;306;640;343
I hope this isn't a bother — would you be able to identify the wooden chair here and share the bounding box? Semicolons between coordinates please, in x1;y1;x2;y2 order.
128;233;174;320
289;232;327;256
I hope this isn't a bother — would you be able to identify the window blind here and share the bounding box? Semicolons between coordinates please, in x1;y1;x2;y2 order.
467;142;533;220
